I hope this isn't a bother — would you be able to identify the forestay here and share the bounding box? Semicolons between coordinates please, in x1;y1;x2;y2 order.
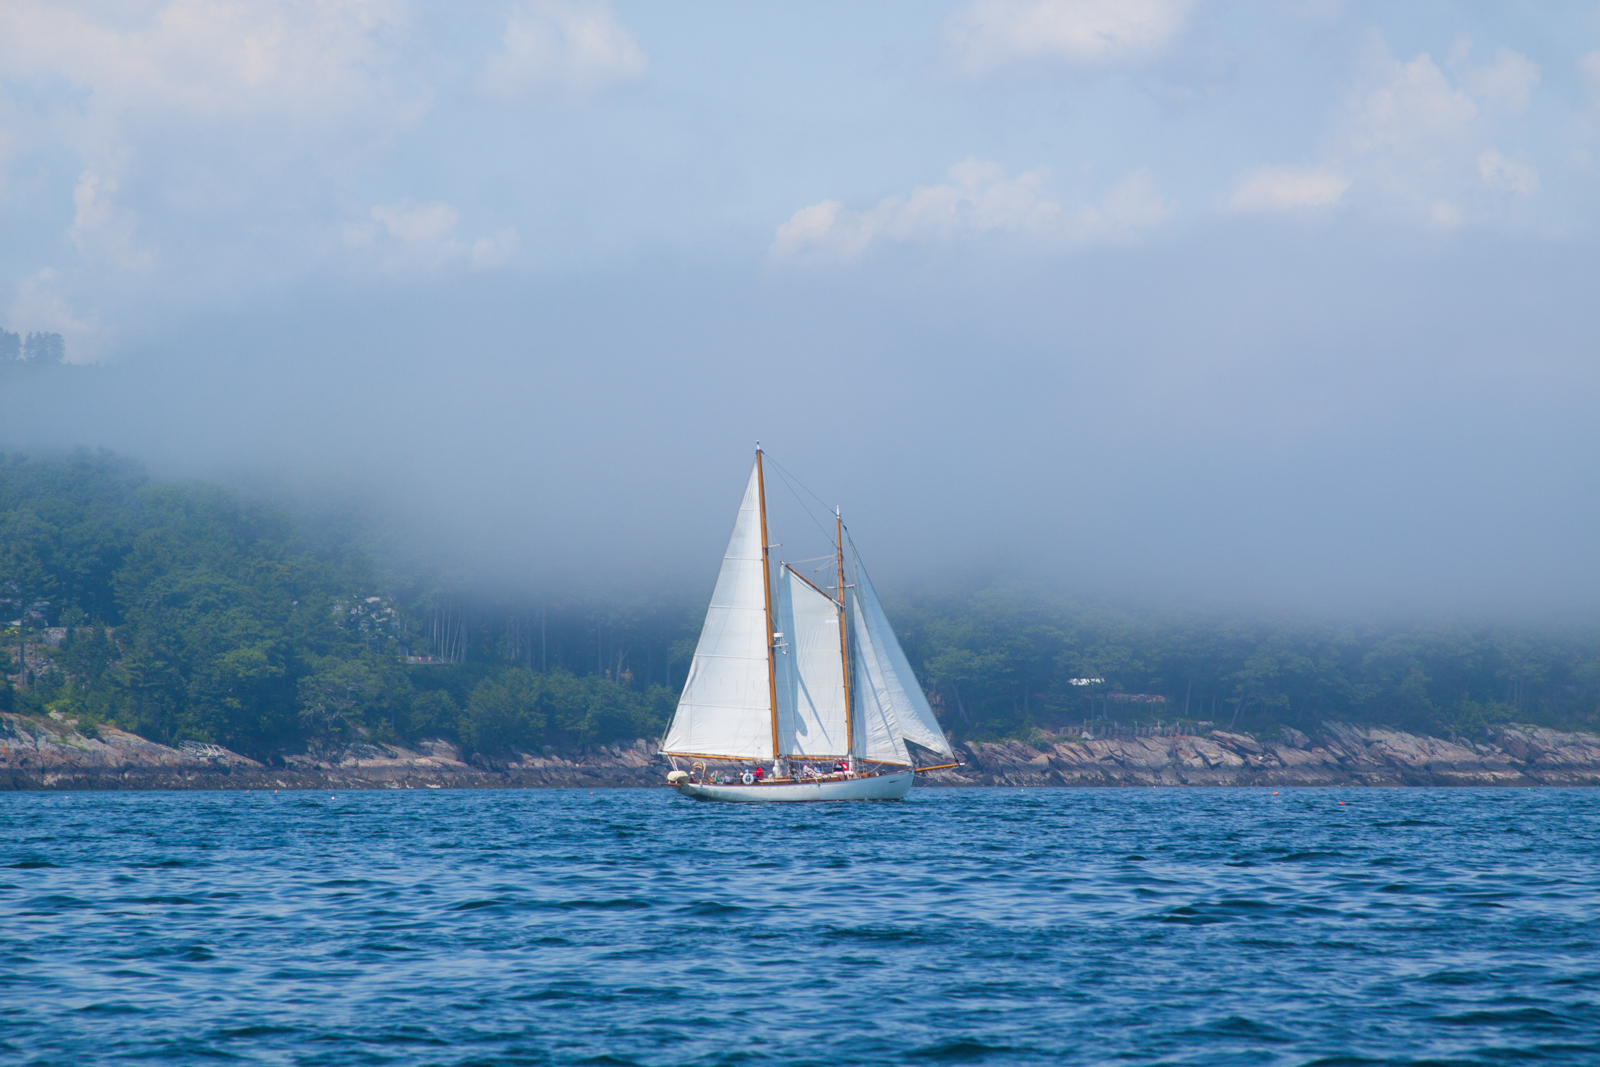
773;567;850;757
661;462;774;759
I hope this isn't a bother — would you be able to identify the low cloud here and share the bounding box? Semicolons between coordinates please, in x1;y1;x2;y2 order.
68;170;153;270
945;0;1195;76
770;160;1170;263
1226;166;1350;213
346;201;518;273
9;268;102;362
1477;150;1539;195
476;0;646;106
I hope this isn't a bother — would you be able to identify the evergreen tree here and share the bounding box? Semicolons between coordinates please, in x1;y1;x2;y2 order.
22;332;65;364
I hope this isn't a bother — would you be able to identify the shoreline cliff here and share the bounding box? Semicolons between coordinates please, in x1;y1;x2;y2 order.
4;712;1600;790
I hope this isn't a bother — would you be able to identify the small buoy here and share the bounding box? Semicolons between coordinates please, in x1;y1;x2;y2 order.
1339;800;1345;805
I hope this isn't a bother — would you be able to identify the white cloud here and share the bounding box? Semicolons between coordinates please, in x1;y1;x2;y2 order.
347;201;518;273
476;0;646;106
0;1;423;131
769;159;1170;263
945;0;1195;75
1226;166;1350;213
1343;48;1478;160
1077;169;1172;237
9;269;103;362
1462;48;1541;115
372;201;460;246
1477;150;1539;195
69;170;154;270
1302;35;1549;225
471;229;521;271
0;1;430;272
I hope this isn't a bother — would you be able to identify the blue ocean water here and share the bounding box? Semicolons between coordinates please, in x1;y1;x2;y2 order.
2;787;1598;1066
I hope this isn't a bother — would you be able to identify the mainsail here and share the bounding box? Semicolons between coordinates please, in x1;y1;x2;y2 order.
773;567;849;756
662;450;954;766
660;462;774;759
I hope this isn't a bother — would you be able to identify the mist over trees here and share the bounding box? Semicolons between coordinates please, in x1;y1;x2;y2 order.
0;329;65;364
3;450;1597;763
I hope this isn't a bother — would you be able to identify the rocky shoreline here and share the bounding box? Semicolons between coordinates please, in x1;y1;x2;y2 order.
928;722;1600;787
4;711;1599;790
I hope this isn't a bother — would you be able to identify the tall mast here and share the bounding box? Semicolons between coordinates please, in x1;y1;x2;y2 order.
836;508;854;759
756;447;781;760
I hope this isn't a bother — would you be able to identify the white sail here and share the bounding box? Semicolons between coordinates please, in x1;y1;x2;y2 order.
661;461;773;759
849;594;911;765
849;544;956;760
773;566;850;757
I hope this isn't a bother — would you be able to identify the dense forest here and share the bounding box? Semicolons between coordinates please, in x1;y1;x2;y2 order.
3;450;1597;763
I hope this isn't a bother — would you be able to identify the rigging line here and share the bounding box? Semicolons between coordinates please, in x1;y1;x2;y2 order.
768;460;835;548
767;455;836;515
770;462;831;542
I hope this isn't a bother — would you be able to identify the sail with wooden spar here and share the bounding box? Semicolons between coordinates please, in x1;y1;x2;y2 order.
773;566;850;757
659;461;775;760
661;450;955;767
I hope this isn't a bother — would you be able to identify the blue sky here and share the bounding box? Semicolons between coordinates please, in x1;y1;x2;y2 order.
2;1;1598;612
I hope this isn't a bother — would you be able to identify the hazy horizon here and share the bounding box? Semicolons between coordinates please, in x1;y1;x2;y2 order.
3;2;1597;618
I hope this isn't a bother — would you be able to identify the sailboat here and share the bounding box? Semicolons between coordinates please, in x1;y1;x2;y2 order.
661;448;957;802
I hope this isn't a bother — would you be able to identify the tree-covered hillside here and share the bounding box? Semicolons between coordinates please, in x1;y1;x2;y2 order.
890;591;1600;741
4;450;1597;760
1;451;673;759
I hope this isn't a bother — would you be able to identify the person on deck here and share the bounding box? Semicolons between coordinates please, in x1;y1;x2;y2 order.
752;766;765;781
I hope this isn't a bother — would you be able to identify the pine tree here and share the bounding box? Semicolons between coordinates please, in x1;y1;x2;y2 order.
22;332;65;364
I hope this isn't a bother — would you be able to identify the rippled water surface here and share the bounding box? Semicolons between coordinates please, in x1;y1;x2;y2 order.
3;787;1599;1066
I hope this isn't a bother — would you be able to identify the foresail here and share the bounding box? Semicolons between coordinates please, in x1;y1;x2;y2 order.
849;543;956;760
849;595;911;765
774;567;849;757
661;462;773;759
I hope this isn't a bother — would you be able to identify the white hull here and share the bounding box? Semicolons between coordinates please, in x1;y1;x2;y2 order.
671;770;913;803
